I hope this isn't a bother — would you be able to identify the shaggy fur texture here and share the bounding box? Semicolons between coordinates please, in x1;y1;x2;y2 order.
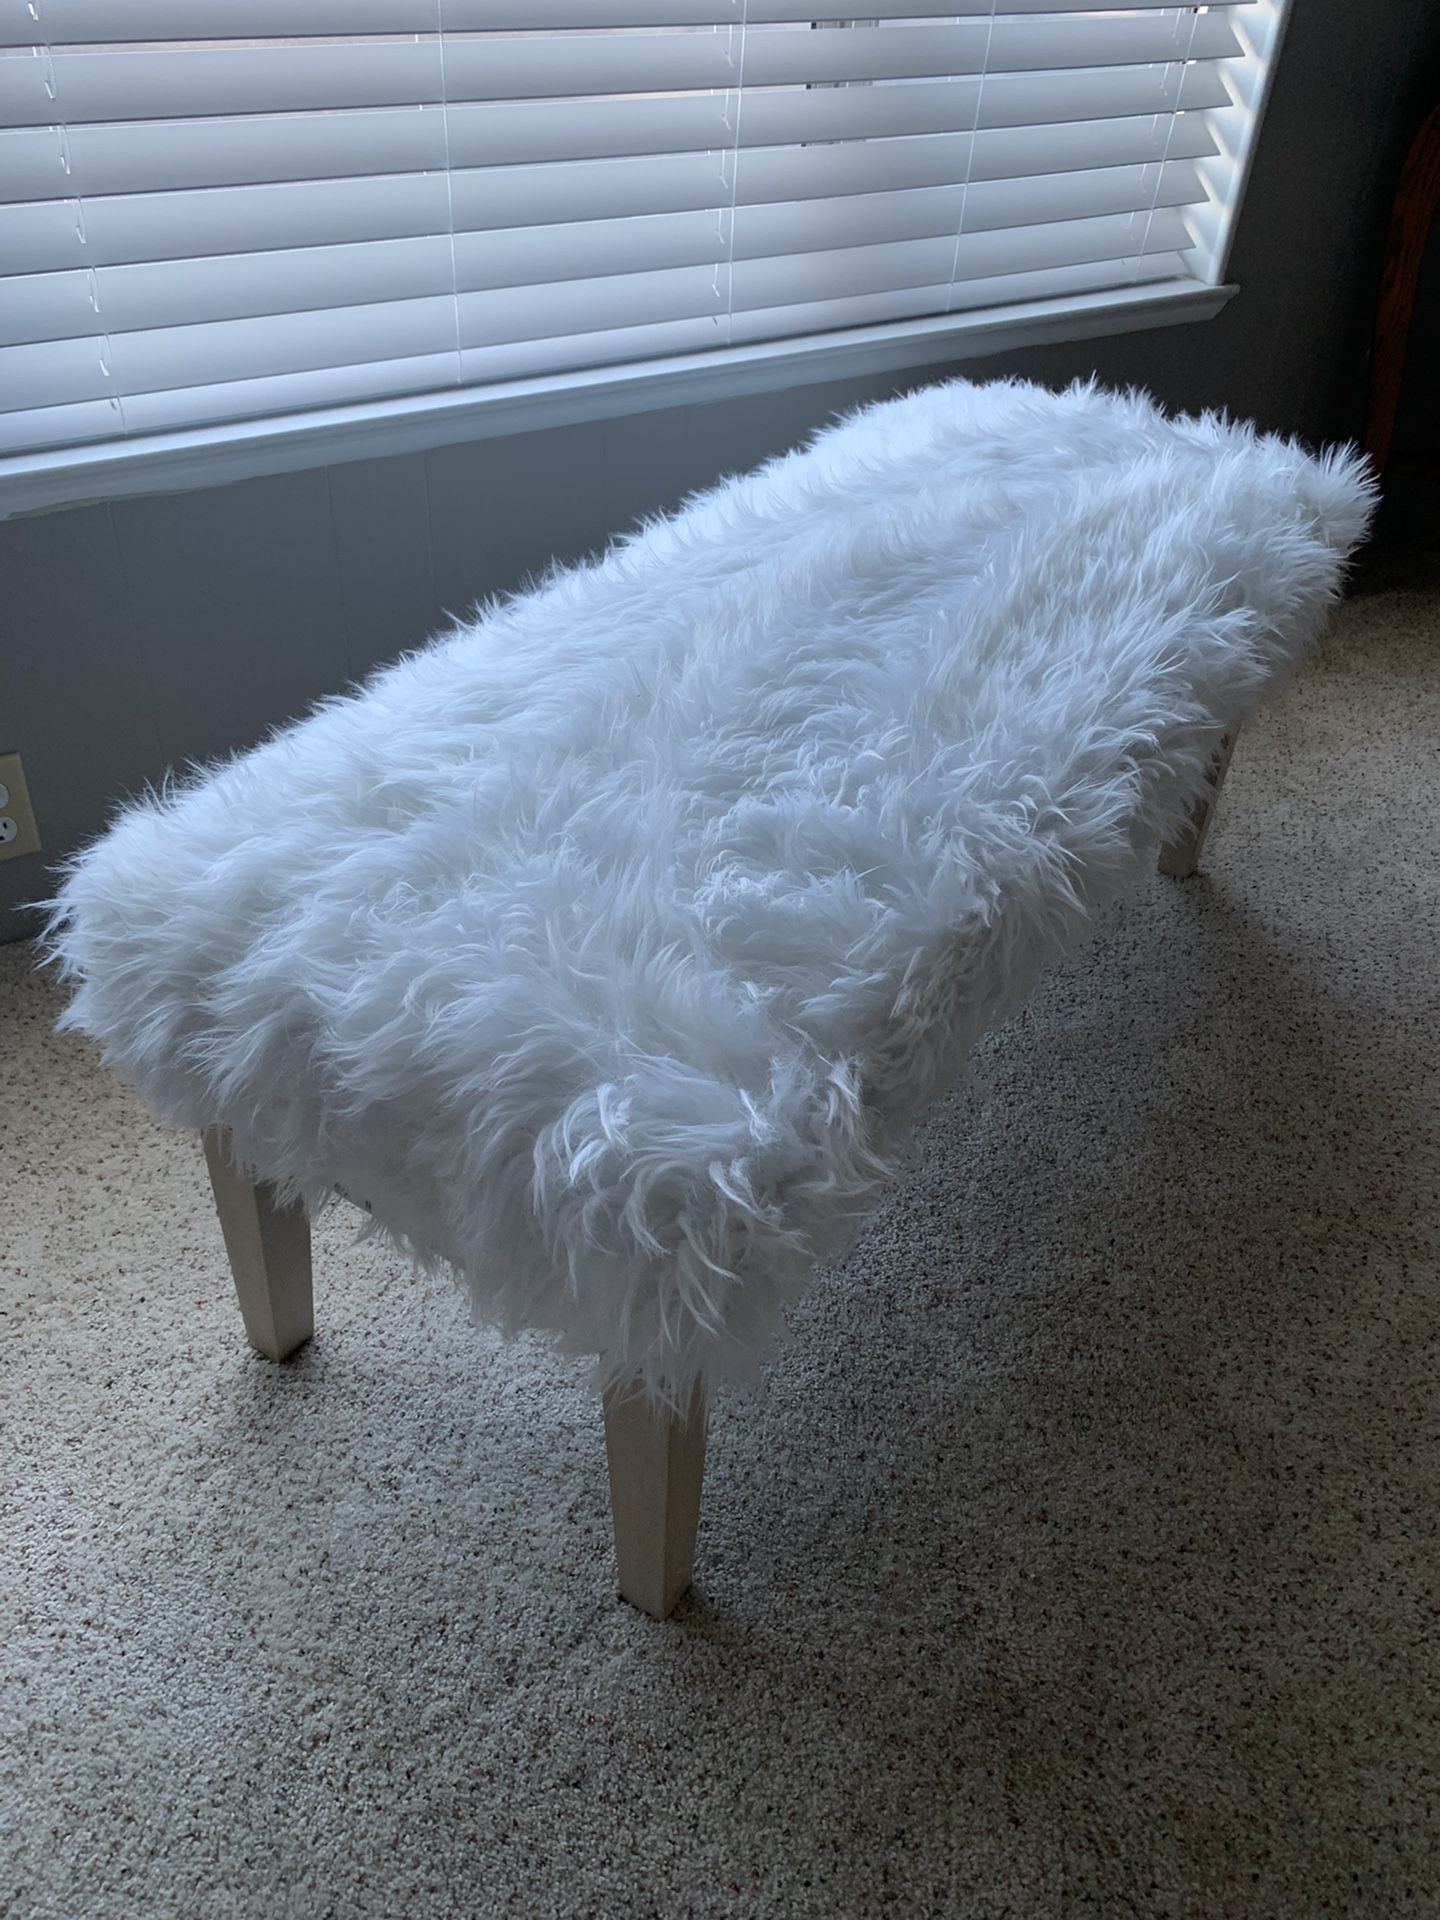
46;379;1374;1399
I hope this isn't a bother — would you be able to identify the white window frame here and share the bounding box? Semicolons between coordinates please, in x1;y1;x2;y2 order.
0;0;1289;524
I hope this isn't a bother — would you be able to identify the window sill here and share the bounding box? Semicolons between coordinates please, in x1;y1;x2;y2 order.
0;278;1233;523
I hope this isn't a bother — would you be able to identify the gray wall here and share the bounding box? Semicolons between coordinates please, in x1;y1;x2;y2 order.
4;0;1437;941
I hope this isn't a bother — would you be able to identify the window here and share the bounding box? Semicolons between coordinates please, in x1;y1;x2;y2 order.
0;3;1288;478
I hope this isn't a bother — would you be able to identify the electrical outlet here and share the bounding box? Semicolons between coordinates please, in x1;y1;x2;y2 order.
0;751;41;861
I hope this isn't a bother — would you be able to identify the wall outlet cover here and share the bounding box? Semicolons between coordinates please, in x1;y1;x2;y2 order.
0;751;42;861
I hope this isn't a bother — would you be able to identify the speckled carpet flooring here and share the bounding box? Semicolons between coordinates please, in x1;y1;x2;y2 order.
3;553;1438;1920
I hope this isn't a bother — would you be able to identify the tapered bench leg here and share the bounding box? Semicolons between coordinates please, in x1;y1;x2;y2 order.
201;1129;314;1361
602;1383;707;1619
1159;730;1239;878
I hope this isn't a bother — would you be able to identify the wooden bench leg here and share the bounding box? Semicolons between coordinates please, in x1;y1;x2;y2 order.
1159;730;1238;879
201;1129;314;1361
602;1382;707;1620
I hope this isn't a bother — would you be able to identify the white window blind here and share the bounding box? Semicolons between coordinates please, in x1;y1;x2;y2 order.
0;3;1278;459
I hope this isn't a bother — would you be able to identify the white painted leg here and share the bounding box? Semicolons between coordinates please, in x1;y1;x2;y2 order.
602;1383;707;1620
201;1129;313;1361
1159;730;1239;878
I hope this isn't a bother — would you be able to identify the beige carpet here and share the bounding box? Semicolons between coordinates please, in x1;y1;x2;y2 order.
3;553;1438;1920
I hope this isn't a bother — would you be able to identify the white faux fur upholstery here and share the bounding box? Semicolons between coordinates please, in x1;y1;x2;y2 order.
47;379;1374;1398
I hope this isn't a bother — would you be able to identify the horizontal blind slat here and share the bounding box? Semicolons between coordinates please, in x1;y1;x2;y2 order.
105;295;461;395
0;120;1217;274
442;19;1243;103
475;0;1245;18
452;252;1188;387
729;209;1192;313
106;236;456;334
0;0;1250;42
449;162;1203;294
0;111;448;203
0;332;113;409
446;121;1214;234
731;249;1187;340
452;208;1191;351
0;171;454;271
2;163;1204;342
962;156;1202;236
0;394;125;451
0;66;1226;206
969;110;1218;183
0;16;1240;125
119;349;467;435
445;66;1231;169
0;42;446;126
0;267;102;347
0;0;439;40
120;329;711;439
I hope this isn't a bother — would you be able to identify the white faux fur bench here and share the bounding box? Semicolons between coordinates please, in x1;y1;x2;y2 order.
49;378;1372;1618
